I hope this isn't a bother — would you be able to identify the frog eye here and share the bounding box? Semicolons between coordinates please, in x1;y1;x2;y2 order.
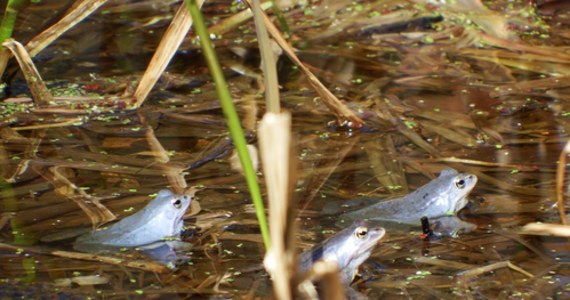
172;198;182;209
354;226;368;240
455;178;466;189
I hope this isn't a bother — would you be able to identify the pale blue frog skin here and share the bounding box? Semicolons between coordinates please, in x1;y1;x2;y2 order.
74;189;192;251
298;221;385;284
337;168;477;227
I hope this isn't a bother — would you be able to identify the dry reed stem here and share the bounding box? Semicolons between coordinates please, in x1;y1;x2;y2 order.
256;9;362;126
25;0;109;57
2;39;52;106
316;262;345;300
50;250;169;273
131;1;204;108
457;260;534;278
297;260;345;300
432;157;544;170
245;0;280;113
556;140;570;225
11;117;84;131
520;223;570;237
0;242;169;273
259;112;296;300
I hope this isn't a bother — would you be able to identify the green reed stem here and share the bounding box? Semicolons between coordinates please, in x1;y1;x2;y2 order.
0;0;27;43
184;0;270;250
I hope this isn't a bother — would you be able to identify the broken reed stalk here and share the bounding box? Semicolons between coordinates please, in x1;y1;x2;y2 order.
132;1;204;108
2;39;53;106
247;0;280;113
259;112;296;299
184;0;270;250
556;140;570;225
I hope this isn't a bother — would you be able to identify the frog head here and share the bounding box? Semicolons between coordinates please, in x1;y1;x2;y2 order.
438;168;477;214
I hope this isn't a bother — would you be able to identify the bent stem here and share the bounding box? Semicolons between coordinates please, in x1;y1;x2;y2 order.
184;0;270;250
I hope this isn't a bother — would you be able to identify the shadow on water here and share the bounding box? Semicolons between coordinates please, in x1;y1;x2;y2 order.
1;0;570;298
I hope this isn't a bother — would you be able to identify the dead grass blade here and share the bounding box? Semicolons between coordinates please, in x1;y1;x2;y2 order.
25;0;109;57
131;1;204;108
457;260;534;279
2;39;53;107
51;250;170;273
10;117;84;131
431;157;541;171
0;242;169;273
256;8;362;126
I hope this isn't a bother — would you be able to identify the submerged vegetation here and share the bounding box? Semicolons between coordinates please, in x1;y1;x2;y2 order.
0;0;570;298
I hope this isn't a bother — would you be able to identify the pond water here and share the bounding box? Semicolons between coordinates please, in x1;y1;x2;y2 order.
1;0;570;299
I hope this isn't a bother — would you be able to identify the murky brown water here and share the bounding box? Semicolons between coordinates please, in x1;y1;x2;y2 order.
1;0;570;299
